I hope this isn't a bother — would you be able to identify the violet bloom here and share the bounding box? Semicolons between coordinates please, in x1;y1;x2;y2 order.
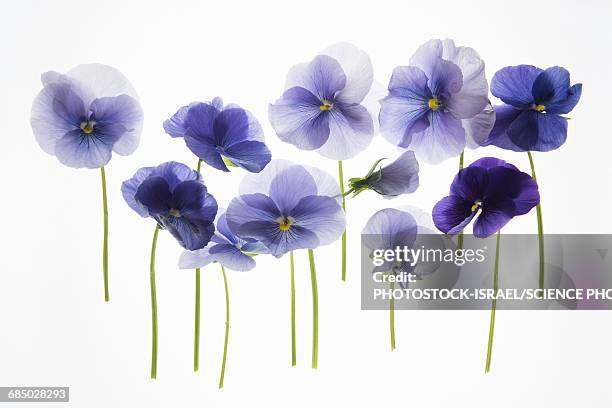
348;151;419;198
164;97;271;172
379;39;492;164
269;43;375;160
226;160;345;257
122;161;218;250
485;65;582;151
31;64;143;168
432;157;539;238
179;211;268;272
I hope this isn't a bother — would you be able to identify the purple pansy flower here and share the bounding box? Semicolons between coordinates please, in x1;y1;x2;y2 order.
348;151;419;198
226;160;345;257
379;39;492;164
164;97;271;172
179;211;268;272
31;64;143;168
432;157;540;238
269;43;376;160
484;65;582;151
122;161;218;250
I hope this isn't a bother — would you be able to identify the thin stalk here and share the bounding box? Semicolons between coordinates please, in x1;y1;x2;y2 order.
338;160;347;281
390;279;396;351
290;251;296;366
485;231;501;373
527;151;545;290
194;268;201;371
308;249;318;369
100;166;109;302
197;159;203;173
219;265;230;388
150;225;161;379
457;151;465;252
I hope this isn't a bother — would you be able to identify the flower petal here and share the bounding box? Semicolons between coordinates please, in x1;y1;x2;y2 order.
66;63;139;103
284;54;347;100
409;111;465;164
226;193;281;236
432;195;475;235
450;165;488;202
268;87;330;151
150;161;201;191
162;215;215;251
472;201;515;238
90;95;143;156
485;104;525;151
321;42;373;103
237;221;319;257
213;107;251;147
370;151;420;197
290;195;345;246
134;176;172;215
209;244;256;271
463;102;496;148
409;39;444;79
179;247;214;269
269;165;317;214
163;104;190;138
427;57;463;99
316;103;374;160
546;84;582;115
222;140;271;173
121;166;155;217
491;65;542;107
54;129;114;169
184;133;228;172
507;110;568;152
362;208;418;249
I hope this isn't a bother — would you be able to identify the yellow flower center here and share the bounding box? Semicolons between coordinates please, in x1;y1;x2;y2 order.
319;100;333;111
169;208;182;218
533;104;546;112
471;201;482;212
80;121;95;134
277;216;294;231
428;98;441;110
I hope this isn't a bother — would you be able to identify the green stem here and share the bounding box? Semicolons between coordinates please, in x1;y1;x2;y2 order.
527;151;545;291
457;152;465;252
197;159;203;173
308;249;318;369
390;279;396;351
219;265;230;388
290;251;296;366
485;231;501;373
100;166;109;302
338;160;347;281
150;225;161;379
194;268;201;372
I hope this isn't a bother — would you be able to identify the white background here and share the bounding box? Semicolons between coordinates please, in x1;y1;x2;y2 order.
1;0;611;406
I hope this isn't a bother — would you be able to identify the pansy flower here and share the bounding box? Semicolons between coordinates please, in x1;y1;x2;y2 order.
164;97;271;172
379;39;492;164
30;63;144;302
122;161;218;380
485;65;582;152
432;157;539;238
227;160;345;368
269;43;376;160
348;151;419;198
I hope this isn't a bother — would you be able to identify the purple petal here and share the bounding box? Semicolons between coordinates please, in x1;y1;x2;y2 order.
213;107;250;147
321;42;373;104
226;193;281;236
209;244;256;271
485;167;539;216
485;104;525;151
52;85;87;126
472;201;515;238
370;151;420;197
432;195;475;235
134;176;172;215
171;180;209;212
90;95;143;156
150;161;201;191
409;111;465;164
122;166;155;217
547;83;582;115
222;140;271;173
409;39;444;79
507;110;568;152
290;195;345;246
469;157;516;171
362;208;418;251
450;166;488;202
491;65;542;108
269;166;317;214
287;54;347;101
532;66;571;106
161;216;215;251
185;102;219;142
427;57;463;99
237;221;319;257
268;87;330;151
179;247;214;269
54;129;114;169
184;134;228;171
463;103;496;148
316;104;374;160
163;104;190;137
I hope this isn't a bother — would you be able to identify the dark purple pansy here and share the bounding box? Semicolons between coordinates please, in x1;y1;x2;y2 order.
348;151;419;198
226;160;345;257
122;161;218;250
31;64;143;169
179;211;268;272
432;157;540;238
484;65;582;152
164;97;271;173
268;43;375;160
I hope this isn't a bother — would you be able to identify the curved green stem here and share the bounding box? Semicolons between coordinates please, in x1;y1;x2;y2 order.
389;279;396;351
150;225;161;379
485;231;501;373
219;265;230;388
100;166;109;302
290;251;296;366
338;160;347;281
197;159;203;173
308;249;318;369
194;268;201;372
527;151;545;290
456;152;465;252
